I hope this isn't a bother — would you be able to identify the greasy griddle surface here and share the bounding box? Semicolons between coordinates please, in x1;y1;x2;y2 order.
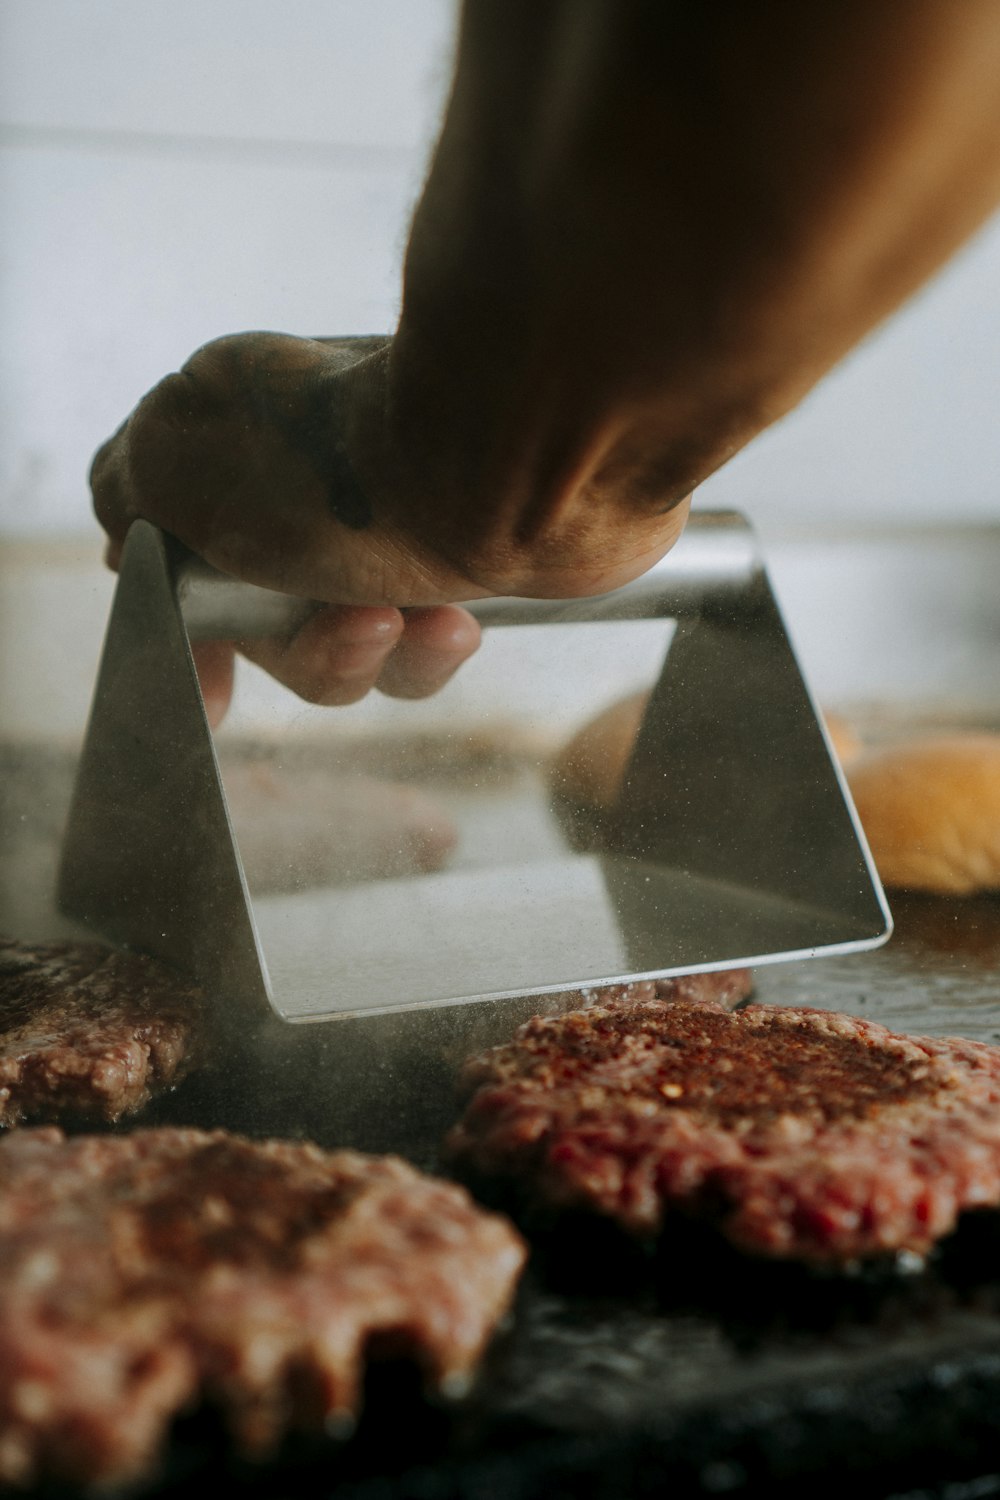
754;891;1000;1046
5;745;1000;1495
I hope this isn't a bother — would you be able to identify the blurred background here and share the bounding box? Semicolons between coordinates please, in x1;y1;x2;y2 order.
2;0;1000;737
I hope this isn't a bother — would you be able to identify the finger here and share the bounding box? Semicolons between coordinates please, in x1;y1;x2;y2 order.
191;640;236;729
375;605;482;700
237;605;405;706
90;423;134;563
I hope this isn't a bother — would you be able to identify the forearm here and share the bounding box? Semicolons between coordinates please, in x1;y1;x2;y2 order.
91;0;1000;623
380;0;1000;592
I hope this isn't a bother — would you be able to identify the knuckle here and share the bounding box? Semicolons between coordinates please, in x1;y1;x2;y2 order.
130;371;200;438
181;332;286;391
179;336;240;388
88;437;114;488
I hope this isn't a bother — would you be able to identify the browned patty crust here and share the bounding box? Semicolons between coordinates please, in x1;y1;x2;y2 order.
0;939;202;1126
0;1127;526;1491
448;999;1000;1265
568;968;753;1012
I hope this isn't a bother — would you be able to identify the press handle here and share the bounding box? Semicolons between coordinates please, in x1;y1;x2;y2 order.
176;560;315;641
173;510;761;640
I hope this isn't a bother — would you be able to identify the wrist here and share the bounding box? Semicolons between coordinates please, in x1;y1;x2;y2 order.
353;323;704;601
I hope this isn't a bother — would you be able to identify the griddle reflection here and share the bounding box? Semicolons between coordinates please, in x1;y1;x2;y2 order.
487;1202;1000;1352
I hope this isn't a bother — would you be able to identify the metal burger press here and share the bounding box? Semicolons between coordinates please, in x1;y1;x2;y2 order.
58;510;891;1026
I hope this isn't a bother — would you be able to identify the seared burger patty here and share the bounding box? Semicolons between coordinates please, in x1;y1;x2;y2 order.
448;999;1000;1265
0;1127;525;1491
567;968;752;1012
0;939;202;1126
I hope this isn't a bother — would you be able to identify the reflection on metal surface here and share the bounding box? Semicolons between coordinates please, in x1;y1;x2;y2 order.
57;512;890;1022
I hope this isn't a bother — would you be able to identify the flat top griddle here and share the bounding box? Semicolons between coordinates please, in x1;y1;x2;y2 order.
4;744;1000;1499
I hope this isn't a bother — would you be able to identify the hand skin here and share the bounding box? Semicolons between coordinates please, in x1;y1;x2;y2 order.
92;336;486;719
91;0;1000;716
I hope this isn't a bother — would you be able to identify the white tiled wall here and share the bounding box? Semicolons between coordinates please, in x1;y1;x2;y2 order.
2;0;999;542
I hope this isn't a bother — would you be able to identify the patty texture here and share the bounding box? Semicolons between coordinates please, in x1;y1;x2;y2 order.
0;1127;525;1491
568;968;752;1012
447;999;1000;1265
0;939;202;1126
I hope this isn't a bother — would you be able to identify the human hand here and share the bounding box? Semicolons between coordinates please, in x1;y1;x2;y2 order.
187;603;481;730
90;333;482;722
91;0;1000;736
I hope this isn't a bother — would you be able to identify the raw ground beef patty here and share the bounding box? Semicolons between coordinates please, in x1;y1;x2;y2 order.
0;1127;525;1491
447;999;1000;1266
0;939;202;1126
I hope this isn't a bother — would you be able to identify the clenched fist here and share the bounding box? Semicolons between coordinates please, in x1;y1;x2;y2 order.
90;333;483;722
